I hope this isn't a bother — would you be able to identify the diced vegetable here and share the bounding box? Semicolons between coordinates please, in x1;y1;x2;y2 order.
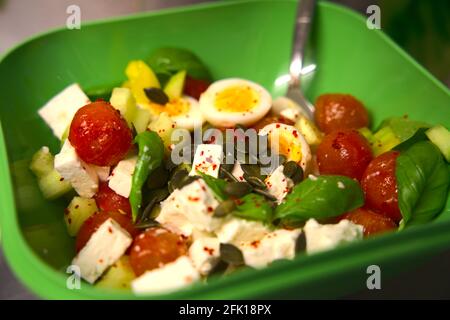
358;127;375;143
60;126;70;146
295;116;323;147
132;105;153;134
64;197;98;236
372;126;401;156
38;169;72;199
30;147;72;199
148;112;175;151
29;147;54;178
164;70;186;101
425;125;450;162
95;256;135;290
125;60;160;105
110;87;137;126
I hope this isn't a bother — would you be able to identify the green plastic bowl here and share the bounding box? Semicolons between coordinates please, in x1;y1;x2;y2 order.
0;0;449;299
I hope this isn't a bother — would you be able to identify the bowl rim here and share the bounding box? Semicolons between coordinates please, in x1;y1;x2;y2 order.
0;0;449;299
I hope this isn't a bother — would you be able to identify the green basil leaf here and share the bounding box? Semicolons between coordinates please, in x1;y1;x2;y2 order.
232;193;273;222
396;141;450;227
148;47;212;81
274;175;364;227
197;171;228;201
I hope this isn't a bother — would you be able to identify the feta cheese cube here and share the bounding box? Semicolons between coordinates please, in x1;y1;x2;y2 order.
72;218;132;284
265;165;293;204
157;179;221;236
55;140;98;198
215;217;271;245
92;165;110;182
231;161;245;182
38;83;90;139
132;256;200;294
189;237;220;275
239;229;301;268
304;219;363;254
189;144;223;178
108;156;137;198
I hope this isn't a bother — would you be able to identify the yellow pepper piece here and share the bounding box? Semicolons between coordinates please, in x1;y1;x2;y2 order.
125;60;160;105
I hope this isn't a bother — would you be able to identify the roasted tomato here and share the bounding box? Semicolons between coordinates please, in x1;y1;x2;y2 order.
94;182;131;217
252;116;295;131
183;76;210;100
341;208;397;237
361;151;402;223
75;211;138;253
129;227;188;276
316;129;373;180
69;101;132;166
315;94;369;134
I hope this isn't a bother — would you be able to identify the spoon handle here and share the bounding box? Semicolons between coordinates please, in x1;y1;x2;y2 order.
288;0;316;90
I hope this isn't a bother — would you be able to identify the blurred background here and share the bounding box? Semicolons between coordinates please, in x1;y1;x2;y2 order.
1;0;449;299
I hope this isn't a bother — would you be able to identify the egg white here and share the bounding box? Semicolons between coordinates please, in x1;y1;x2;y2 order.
199;78;272;127
171;96;204;131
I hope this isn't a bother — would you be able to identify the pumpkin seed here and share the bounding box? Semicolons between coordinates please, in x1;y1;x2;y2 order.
291;166;304;184
139;188;169;222
295;232;307;253
283;161;299;178
134;219;161;229
253;188;277;201
240;164;262;178
244;174;267;190
207;260;229;279
224;182;253;197
214;200;236;217
220;243;244;266
168;169;189;192
147;165;169;189
144;87;169;104
219;164;238;182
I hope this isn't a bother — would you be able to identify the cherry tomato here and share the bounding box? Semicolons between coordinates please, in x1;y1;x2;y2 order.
69;101;132;166
183;76;210;100
316;129;373;180
94;182;131;217
129;227;188;276
341;208;397;237
361;151;402;223
75;211;138;253
315;93;369;134
252;116;294;131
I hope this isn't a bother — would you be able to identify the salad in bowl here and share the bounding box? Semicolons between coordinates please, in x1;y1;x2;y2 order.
29;47;450;295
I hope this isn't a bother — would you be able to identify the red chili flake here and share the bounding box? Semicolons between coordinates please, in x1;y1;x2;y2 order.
75;205;79;209
108;227;113;233
59;177;65;182
276;124;281;128
188;196;200;202
212;164;217;170
292;130;299;138
185;276;193;283
201;185;206;191
171;124;175;128
250;240;260;248
68;218;72;224
64;208;70;215
207;206;213;213
200;151;204;156
98;259;104;263
234;199;244;205
203;246;215;256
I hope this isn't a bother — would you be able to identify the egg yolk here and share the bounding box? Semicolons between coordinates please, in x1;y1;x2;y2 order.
215;85;260;113
269;131;303;163
148;98;189;117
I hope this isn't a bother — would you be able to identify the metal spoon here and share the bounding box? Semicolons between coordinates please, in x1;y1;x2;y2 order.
286;0;316;120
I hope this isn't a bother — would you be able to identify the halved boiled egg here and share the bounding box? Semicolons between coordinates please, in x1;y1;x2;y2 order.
199;78;272;127
145;96;204;131
259;123;312;173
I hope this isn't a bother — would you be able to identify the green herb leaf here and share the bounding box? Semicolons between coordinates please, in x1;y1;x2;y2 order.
197;171;228;201
129;131;164;222
378;116;430;144
274;175;364;227
232;193;273;222
396;141;450;227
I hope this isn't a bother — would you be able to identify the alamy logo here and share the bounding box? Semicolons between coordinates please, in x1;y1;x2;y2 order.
366;5;381;30
366;264;381;290
66;265;81;290
66;5;81;30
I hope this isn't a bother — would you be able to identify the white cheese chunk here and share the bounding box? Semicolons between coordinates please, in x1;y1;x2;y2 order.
108;156;137;198
92;165;110;182
189;144;223;178
38;83;90;139
72;218;132;284
55;140;98;198
231;161;245;182
271;96;304;122
304;219;363;254
189;237;220;275
265;165;293;204
156;179;221;236
240;229;301;268
215;217;271;245
132;256;200;295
